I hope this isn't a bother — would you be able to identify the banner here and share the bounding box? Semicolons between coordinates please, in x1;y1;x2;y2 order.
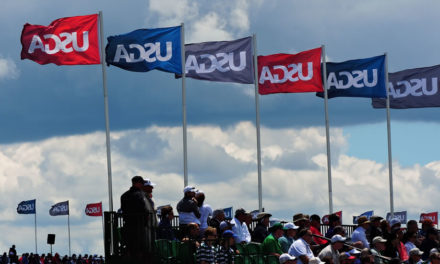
21;14;100;65
372;65;440;108
420;212;438;225
258;47;323;94
105;26;182;74
223;207;233;220
386;211;407;224
183;37;254;84
85;202;102;217
17;199;36;214
322;211;342;225
352;210;374;224
49;201;69;216
317;55;386;99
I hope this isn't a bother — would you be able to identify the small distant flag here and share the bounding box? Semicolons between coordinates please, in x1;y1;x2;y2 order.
386;211;407;224
17;199;36;214
49;201;69;216
353;210;374;224
420;212;438;225
85;202;102;217
322;211;342;225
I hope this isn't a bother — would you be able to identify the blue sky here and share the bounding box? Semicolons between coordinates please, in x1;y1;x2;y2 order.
1;0;440;256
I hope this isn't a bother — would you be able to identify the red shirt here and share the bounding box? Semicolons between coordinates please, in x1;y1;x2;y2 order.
397;241;409;261
310;226;327;245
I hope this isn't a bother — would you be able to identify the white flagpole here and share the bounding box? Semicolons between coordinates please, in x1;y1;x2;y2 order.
252;34;263;212
100;202;105;255
98;11;114;212
384;53;394;218
68;210;71;256
35;204;38;254
181;23;188;187
322;45;333;213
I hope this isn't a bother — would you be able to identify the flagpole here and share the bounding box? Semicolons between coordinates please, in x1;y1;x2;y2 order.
181;23;188;187
68;212;71;256
384;52;394;218
252;34;263;212
322;45;333;214
101;202;105;255
98;11;114;212
35;206;38;254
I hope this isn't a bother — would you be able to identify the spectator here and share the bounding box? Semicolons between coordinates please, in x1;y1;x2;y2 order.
326;215;342;239
177;186;201;238
209;209;225;234
142;178;158;251
339;253;356;264
157;205;177;241
420;228;439;260
279;222;299;253
384;232;399;259
219;221;234;235
196;190;213;236
182;222;201;248
217;230;237;264
420;220;434;239
380;220;391;241
231;208;251;244
280;254;298;264
289;229;315;264
368;216;383;243
394;227;409;263
352;216;370;249
318;235;346;264
196;227;217;264
370;236;387;264
253;212;272;243
310;215;327;246
404;231;418;254
428;252;440;264
293;214;309;231
408;248;424;264
120;176;152;261
262;222;284;257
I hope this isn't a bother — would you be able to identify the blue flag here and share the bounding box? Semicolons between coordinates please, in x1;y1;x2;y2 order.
17;199;36;214
353;210;374;224
105;26;182;74
386;211;407;224
223;207;233;220
317;55;386;99
49;200;69;216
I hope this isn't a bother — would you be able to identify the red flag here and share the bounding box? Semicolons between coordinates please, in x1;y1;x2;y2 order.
21;14;100;65
258;47;323;95
322;211;342;225
420;212;438;225
85;202;102;217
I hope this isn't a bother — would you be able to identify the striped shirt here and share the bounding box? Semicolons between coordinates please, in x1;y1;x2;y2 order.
196;242;216;264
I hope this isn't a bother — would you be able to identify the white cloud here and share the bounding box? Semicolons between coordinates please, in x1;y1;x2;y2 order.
0;122;439;255
0;56;19;80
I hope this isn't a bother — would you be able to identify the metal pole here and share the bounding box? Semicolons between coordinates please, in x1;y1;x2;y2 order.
384;53;394;217
252;35;263;212
322;45;333;214
68;213;71;256
181;23;188;187
35;209;38;254
98;11;114;212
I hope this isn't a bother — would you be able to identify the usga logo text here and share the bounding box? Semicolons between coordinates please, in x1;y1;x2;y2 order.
18;204;34;211
28;32;90;54
86;207;101;214
259;63;313;84
186;52;247;74
327;69;378;89
113;42;172;63
389;78;438;98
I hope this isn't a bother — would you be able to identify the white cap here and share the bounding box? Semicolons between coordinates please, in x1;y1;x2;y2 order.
331;234;346;243
279;253;296;264
409;248;424;256
283;222;299;230
143;178;156;187
183;185;195;193
196;189;204;194
349;248;361;255
389;217;401;227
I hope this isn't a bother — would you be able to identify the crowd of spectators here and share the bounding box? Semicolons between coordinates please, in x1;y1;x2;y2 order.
119;176;440;264
0;245;104;264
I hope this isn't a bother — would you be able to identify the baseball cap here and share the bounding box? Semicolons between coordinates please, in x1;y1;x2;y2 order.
372;236;387;244
222;230;238;239
283;222;299;230
270;222;284;231
183;186;196;193
279;253;296;264
331;234;346;243
409;248;424;256
143;178;156;187
389;218;401;227
349;249;361;255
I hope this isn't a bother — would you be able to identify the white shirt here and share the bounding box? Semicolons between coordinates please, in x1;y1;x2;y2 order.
198;204;213;231
289;238;314;264
231;217;251;243
351;226;370;249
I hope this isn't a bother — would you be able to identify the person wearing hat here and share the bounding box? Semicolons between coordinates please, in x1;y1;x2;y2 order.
262;222;284;257
279;223;299;253
209;209;225;235
252;212;272;243
177;185;201;239
352;216;371;249
420;228;439;260
289;228;315;264
142;178;158;246
318;235;346;264
280;253;297;264
325;214;342;239
370;236;387;264
120;176;152;261
293;213;310;230
408;248;424;264
231;208;251;244
217;230;238;264
368;216;383;243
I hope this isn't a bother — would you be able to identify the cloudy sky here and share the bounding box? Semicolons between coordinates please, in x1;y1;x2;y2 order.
1;0;440;256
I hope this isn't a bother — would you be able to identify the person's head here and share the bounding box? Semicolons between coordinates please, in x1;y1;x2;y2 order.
204;227;217;245
360;254;374;264
271;222;284;239
279;253;297;264
339;253;356;264
403;231;417;244
283;222;299;238
187;222;200;238
329;214;341;227
422;219;434;231
298;228;313;244
389;218;401;230
357;216;370;229
142;178;155;195
370;216;383;227
372;236;387;251
430;252;440;264
222;230;237;248
256;212;272;227
293;213;308;228
406;220;418;233
409;248;423;263
131;175;144;188
332;226;346;237
219;221;234;232
235;208;247;222
331;235;346;250
310;214;321;228
212;209;225;221
183;186;196;198
427;228;438;240
380;219;391;233
195;191;205;206
160;205;174;221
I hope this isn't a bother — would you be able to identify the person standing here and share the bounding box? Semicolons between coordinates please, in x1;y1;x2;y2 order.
231;208;251;244
196;190;213;237
351;216;370;249
177;186;201;239
142;178;158;251
289;229;315;264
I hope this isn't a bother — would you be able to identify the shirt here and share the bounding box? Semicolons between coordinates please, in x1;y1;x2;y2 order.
199;204;213;231
318;244;340;264
262;233;283;256
279;236;295;253
289;238;314;264
231;217;251;243
196;242;216;264
352;226;370;249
